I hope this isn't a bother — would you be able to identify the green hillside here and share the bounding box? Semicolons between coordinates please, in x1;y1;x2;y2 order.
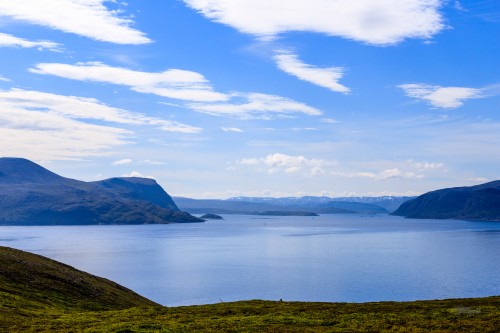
2;246;500;332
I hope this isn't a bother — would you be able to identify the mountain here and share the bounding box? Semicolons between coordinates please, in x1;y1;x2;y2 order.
0;246;157;311
229;196;414;212
392;180;500;221
0;157;202;225
174;196;389;215
257;211;319;216
315;201;388;214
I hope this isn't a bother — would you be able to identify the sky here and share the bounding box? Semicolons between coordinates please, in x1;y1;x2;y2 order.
0;0;499;199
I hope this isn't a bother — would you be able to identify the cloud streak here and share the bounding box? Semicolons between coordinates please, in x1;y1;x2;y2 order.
32;62;323;119
0;89;201;133
338;159;445;181
0;32;61;51
0;99;129;161
0;88;203;161
221;127;243;133
113;159;133;165
30;62;228;102
183;0;444;44
346;168;424;181
0;0;150;44
399;83;484;108
274;50;350;93
189;93;322;119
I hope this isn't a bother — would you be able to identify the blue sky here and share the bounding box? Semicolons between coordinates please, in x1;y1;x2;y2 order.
0;0;499;198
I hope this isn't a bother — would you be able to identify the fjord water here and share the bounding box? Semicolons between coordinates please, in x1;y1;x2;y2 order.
1;214;500;306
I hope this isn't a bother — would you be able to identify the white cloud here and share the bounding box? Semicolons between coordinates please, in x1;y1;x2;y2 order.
239;153;332;175
412;161;444;171
0;74;11;82
321;118;339;124
453;1;466;11
183;0;444;45
221;127;243;132
30;62;228;102
0;99;130;161
239;158;259;165
31;62;322;119
140;159;166;165
0;32;60;51
336;159;444;181
399;83;484;108
346;168;424;181
291;127;316;131
113;158;133;165
0;0;150;44
122;171;155;179
0;88;203;161
189;93;321;119
467;177;488;183
0;89;201;133
274;50;350;93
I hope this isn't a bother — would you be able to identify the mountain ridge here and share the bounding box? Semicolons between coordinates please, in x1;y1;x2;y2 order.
392;180;500;221
173;196;403;215
0;157;202;225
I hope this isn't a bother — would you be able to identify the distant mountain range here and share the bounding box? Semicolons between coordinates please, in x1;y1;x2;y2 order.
174;196;414;215
0;158;202;225
392;180;500;221
228;196;415;212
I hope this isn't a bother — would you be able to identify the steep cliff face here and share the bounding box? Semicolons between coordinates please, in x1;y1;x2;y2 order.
0;157;203;225
392;180;500;221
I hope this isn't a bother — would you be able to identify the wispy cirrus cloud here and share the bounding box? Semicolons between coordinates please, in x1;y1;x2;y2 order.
339;159;445;181
0;74;11;82
0;89;201;133
113;158;166;166
112;158;133;165
30;62;228;102
0;0;150;44
189;93;322;119
0;93;129;161
345;168;424;181
32;62;323;119
321;118;339;124
274;50;350;93
221;127;243;133
399;83;484;108
183;0;444;44
0;32;61;51
0;88;202;161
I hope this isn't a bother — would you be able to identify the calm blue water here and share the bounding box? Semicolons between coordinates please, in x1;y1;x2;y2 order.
1;214;500;306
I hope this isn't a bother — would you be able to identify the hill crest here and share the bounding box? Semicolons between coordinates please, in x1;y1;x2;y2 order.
0;157;202;225
393;180;500;221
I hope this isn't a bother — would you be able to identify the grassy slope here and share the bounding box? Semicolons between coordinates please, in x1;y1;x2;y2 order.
1;246;500;332
0;246;157;310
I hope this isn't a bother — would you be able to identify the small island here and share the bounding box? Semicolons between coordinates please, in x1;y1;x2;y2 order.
257;211;319;217
200;213;224;220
